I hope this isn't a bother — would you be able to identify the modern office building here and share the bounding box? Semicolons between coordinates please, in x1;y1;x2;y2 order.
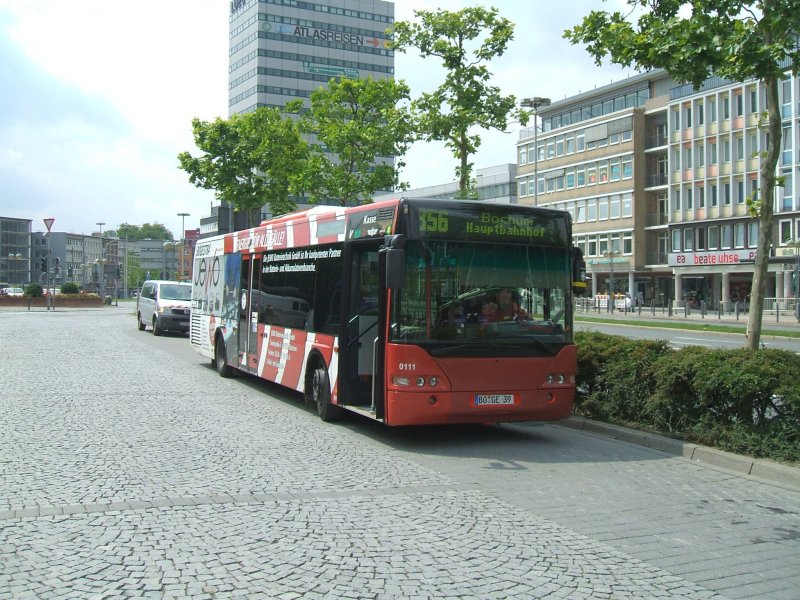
517;70;800;309
1;216;31;289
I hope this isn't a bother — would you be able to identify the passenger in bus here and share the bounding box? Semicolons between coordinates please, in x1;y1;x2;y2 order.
496;288;527;321
480;300;498;324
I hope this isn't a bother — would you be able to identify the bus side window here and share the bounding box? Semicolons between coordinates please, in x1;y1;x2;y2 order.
313;247;342;334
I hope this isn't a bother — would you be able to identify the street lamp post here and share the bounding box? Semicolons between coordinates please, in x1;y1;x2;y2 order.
177;212;190;280
604;249;621;313
521;96;551;206
96;222;105;296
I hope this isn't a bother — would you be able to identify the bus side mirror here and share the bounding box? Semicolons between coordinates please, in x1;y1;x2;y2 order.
572;247;587;296
383;234;406;289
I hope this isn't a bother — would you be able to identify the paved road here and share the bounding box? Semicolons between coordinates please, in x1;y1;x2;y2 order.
1;307;798;599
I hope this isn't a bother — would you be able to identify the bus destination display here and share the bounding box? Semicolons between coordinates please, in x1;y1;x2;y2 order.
415;207;568;244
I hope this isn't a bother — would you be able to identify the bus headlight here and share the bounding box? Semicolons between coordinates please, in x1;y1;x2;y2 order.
393;376;411;386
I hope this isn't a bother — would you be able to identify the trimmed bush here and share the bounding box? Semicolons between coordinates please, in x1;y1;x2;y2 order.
24;282;44;297
575;332;800;464
61;282;80;294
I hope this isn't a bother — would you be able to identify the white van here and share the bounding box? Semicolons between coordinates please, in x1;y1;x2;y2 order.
136;280;192;335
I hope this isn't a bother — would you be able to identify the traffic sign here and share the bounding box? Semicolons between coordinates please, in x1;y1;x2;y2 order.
44;218;55;232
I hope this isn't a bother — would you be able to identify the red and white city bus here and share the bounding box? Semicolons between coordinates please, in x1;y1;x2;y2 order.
190;197;586;426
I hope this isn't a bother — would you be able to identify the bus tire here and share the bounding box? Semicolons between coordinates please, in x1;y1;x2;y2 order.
137;313;146;331
311;365;342;422
215;334;233;378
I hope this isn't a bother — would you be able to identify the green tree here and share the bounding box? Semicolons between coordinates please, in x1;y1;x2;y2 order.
299;77;416;206
565;0;800;350
114;223;173;241
391;6;528;198
178;104;307;227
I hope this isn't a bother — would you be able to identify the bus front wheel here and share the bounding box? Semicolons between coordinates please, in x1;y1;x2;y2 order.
215;334;233;378
311;366;342;422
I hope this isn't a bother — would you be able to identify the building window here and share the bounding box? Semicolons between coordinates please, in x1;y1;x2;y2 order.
587;199;597;221
686;187;693;210
722;96;730;119
609;158;621;181
748;222;759;247
622;156;632;178
709;98;717;122
708;226;719;249
724;182;731;205
737;180;745;204
684;228;694;250
696;227;706;250
722;139;731;163
576;201;586;223
622;193;632;217
576;167;585;187
518;147;527;165
734;223;745;247
623;232;633;254
721;224;733;248
518;180;527;197
710;141;718;164
710;184;718;207
672;229;682;252
697;102;704;125
598;197;609;220
698;186;705;208
674;188;681;211
696;143;704;167
610;195;621;219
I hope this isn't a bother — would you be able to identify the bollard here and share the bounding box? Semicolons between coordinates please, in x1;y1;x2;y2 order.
668;300;673;317
735;301;740;320
701;300;705;319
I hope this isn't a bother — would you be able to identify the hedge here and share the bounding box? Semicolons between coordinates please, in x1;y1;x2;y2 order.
575;331;800;464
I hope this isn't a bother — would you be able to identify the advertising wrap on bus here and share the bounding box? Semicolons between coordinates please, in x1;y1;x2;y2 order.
190;198;581;427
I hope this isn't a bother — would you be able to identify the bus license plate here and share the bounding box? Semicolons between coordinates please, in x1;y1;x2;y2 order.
474;394;515;406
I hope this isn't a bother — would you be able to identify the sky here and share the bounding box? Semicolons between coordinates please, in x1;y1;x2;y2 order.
0;0;635;237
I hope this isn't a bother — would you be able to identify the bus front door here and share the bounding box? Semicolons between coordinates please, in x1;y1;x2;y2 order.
341;245;384;415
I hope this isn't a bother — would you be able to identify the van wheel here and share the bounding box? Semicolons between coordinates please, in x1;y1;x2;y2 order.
137;313;146;331
215;335;233;378
311;366;342;422
152;317;162;336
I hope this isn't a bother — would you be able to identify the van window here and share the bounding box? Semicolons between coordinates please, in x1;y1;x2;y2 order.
160;284;191;301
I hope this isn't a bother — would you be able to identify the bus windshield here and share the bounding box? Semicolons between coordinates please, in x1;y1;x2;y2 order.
390;240;571;356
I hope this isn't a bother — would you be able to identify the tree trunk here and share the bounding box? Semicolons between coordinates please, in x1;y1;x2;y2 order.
745;75;780;350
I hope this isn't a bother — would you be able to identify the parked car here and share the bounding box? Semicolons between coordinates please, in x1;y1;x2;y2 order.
2;287;24;296
135;280;192;335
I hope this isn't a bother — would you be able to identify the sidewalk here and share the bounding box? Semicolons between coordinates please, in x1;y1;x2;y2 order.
558;416;800;493
576;303;800;334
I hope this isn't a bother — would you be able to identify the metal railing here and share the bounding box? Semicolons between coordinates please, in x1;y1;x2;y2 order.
574;296;800;323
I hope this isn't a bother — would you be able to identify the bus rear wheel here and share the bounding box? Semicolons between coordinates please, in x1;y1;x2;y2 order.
215;334;233;378
311;366;342;422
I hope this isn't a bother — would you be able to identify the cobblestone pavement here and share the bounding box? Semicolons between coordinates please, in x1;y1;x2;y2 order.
0;308;793;599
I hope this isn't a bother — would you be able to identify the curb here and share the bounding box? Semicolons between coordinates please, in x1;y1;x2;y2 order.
557;416;800;493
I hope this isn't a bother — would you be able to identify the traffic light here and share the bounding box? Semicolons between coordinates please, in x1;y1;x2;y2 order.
54;257;61;277
116;264;122;278
40;257;47;272
67;267;73;278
